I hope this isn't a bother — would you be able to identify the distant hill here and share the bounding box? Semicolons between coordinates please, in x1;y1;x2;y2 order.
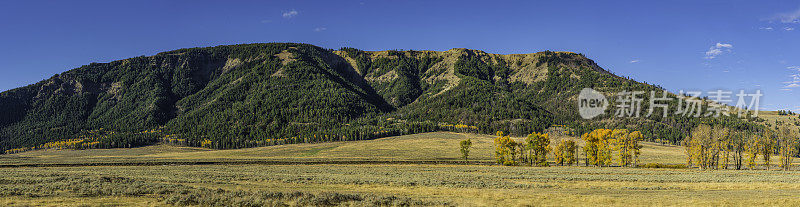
0;43;760;152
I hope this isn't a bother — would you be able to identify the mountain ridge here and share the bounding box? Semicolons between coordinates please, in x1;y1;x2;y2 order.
0;43;758;153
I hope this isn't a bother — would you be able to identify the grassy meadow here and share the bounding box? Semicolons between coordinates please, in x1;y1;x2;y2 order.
5;164;800;206
3;132;800;206
759;111;800;132
0;132;686;165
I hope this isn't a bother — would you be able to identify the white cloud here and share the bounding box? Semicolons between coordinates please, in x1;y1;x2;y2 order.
760;27;774;30
282;10;298;19
781;66;800;89
716;43;733;48
785;27;796;31
705;49;722;59
772;8;800;23
784;74;800;88
705;42;733;59
781;88;793;91
629;59;639;63
313;27;327;32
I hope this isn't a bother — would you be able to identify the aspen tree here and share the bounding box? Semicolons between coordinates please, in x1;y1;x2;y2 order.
583;129;613;167
745;133;761;169
526;132;551;166
554;139;576;166
761;129;776;170
730;131;747;170
777;127;798;170
460;139;472;162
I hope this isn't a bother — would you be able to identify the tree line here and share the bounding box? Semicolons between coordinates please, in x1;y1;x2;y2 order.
482;129;643;167
683;124;800;170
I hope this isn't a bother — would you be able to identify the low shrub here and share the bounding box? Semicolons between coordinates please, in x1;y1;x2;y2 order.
639;163;687;169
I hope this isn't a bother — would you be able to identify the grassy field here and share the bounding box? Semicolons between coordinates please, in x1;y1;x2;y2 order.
3;132;800;206
759;111;800;132
0;132;687;165
4;164;800;206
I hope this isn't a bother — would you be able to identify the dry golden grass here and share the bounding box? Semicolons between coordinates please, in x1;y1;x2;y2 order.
759;111;800;132
5;132;800;206
4;164;800;206
0;196;163;207
0;132;688;165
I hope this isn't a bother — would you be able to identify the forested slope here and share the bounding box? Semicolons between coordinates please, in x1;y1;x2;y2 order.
1;43;390;150
0;43;761;152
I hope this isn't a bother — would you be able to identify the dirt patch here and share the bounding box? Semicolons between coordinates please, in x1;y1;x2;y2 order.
275;50;295;65
222;58;242;73
368;69;398;83
270;50;298;77
108;82;123;99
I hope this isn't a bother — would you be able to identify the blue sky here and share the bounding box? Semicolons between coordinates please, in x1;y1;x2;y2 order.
0;0;798;111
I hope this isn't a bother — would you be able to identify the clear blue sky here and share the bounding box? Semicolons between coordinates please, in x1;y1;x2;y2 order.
1;0;798;111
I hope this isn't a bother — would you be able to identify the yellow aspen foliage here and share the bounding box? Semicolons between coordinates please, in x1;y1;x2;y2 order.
582;129;613;167
614;130;643;167
777;127;798;171
525;132;551;166
745;133;761;169
554;139;577;166
494;131;516;165
685;124;718;170
201;139;213;148
761;129;776;170
459;139;472;162
711;126;730;170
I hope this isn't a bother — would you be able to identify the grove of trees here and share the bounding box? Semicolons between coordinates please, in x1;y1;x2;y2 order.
493;131;552;166
683;124;799;170
492;129;642;167
581;129;643;167
553;139;577;166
